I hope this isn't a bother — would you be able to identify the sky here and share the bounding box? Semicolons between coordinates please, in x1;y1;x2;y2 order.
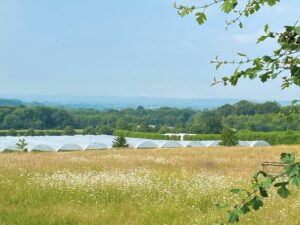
0;0;299;101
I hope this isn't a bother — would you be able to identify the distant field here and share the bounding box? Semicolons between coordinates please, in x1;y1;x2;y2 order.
0;146;299;225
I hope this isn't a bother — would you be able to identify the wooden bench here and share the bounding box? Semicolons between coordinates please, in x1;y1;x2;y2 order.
261;162;287;175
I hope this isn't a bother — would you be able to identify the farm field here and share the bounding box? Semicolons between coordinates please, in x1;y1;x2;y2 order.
0;146;299;225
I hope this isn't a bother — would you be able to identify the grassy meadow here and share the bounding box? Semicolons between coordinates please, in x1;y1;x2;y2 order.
0;146;300;225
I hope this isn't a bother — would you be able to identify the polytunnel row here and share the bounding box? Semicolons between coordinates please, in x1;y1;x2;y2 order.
0;135;270;152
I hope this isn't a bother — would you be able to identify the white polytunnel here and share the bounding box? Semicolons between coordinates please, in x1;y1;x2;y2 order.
239;141;270;147
57;143;83;151
29;144;56;152
183;141;206;148
85;142;108;150
2;145;19;152
135;141;158;149
159;141;182;148
201;141;221;147
0;135;273;152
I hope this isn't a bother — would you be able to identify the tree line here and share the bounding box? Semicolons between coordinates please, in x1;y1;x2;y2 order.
0;100;298;134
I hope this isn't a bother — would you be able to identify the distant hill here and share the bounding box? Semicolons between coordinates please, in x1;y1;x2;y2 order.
0;95;291;110
0;98;24;106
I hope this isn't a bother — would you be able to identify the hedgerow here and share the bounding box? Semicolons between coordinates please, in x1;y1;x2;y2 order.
184;131;300;145
113;130;180;140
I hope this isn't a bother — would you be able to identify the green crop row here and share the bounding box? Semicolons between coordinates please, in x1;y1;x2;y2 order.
0;130;82;136
184;131;300;145
113;130;180;141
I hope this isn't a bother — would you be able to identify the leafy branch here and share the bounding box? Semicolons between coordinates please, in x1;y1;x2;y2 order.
211;25;300;90
214;153;300;224
174;0;281;27
174;0;299;100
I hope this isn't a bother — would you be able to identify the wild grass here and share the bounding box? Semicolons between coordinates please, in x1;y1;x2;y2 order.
0;146;299;225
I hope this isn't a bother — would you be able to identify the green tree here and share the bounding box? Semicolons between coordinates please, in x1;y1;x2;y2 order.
158;125;170;134
256;101;281;114
112;136;129;148
204;118;223;134
82;126;96;135
97;125;113;135
215;104;235;118
137;122;150;132
64;126;76;136
234;101;256;116
116;119;128;130
220;126;238;146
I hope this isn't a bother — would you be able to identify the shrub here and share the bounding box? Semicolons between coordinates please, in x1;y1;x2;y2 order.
112;136;129;148
16;138;28;152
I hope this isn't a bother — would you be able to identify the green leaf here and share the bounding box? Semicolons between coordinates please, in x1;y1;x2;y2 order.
290;66;300;79
240;204;250;214
263;178;272;188
237;52;247;57
274;182;289;188
295;26;300;35
177;5;195;17
280;153;295;163
250;197;263;211
259;71;272;82
195;12;207;25
239;22;243;29
267;0;280;6
253;171;268;182
257;35;268;44
264;24;269;33
289;176;300;187
259;186;268;198
262;55;272;63
227;211;239;223
221;0;237;13
277;185;290;199
216;62;222;70
284;164;299;177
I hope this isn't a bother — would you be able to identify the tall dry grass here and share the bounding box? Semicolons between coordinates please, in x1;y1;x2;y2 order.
0;146;299;225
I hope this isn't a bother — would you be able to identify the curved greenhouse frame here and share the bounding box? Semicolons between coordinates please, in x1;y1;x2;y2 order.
29;144;56;152
135;141;158;149
201;141;221;147
184;141;206;148
239;141;270;147
57;143;83;151
159;141;182;148
85;142;108;150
